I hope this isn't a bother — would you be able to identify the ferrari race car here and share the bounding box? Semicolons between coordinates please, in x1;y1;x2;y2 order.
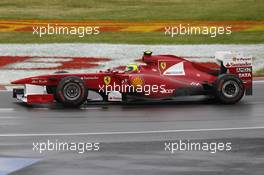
12;51;253;107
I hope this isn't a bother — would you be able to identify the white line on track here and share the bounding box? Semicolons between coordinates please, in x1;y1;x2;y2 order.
253;80;264;84
0;108;14;111
0;126;264;137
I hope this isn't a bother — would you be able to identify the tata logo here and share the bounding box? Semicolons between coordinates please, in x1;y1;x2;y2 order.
104;76;111;85
239;73;251;78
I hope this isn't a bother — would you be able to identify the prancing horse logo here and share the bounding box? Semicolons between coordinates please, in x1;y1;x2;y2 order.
104;76;111;85
160;62;166;70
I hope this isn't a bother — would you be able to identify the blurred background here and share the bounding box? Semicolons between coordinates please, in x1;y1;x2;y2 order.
0;0;263;88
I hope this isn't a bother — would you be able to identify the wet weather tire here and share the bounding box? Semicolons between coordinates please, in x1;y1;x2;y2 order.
214;74;244;104
56;76;88;107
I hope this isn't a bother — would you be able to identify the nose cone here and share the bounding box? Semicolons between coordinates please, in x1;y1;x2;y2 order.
11;77;31;84
11;75;52;85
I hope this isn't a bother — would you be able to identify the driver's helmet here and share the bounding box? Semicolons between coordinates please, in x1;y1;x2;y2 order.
125;63;139;72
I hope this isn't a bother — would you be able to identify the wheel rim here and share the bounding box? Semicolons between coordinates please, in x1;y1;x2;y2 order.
63;83;81;100
222;80;239;98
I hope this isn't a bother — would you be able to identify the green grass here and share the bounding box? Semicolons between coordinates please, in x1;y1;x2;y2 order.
0;0;263;21
1;31;263;44
0;0;263;44
256;68;264;76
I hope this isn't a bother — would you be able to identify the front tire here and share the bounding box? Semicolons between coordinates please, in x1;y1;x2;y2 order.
46;86;62;103
214;74;244;104
56;76;88;107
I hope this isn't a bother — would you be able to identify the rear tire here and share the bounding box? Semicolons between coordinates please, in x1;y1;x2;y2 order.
214;74;244;104
56;76;88;107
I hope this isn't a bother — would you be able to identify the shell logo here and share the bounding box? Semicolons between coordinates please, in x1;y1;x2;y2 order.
131;76;144;87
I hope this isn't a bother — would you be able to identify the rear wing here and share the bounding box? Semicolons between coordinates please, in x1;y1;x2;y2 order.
215;51;253;95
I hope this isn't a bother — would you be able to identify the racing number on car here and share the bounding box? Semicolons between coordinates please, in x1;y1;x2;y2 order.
104;76;111;85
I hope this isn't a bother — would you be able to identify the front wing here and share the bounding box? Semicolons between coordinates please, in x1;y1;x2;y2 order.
13;84;54;104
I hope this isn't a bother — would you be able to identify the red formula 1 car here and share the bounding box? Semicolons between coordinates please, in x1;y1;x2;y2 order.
12;51;252;107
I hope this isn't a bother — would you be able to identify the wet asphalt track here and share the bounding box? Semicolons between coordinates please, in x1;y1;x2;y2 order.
0;82;263;175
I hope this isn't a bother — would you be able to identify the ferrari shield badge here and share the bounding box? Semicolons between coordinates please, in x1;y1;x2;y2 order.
104;76;111;85
160;61;166;70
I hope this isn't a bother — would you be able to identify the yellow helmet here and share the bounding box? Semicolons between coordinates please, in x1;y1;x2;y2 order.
144;50;152;56
125;63;139;72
